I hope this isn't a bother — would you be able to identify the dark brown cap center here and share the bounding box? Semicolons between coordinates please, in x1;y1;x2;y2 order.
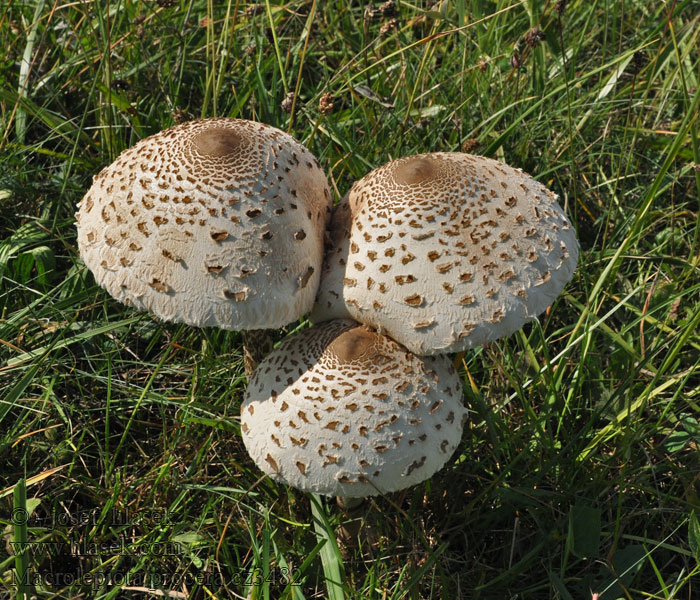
393;157;439;185
192;127;246;157
329;327;377;364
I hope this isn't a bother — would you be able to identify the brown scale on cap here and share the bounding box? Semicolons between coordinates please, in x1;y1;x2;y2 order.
76;118;332;330
240;319;467;497
311;153;578;354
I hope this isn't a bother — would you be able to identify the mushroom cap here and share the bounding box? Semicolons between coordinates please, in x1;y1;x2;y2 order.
76;118;332;330
241;319;467;497
311;153;578;354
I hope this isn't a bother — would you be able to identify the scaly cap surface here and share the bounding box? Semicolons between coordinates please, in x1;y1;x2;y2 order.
241;319;467;497
312;153;578;354
76;118;331;329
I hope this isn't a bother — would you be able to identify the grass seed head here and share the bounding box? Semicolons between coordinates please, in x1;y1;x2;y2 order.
319;93;335;115
380;1;398;18
380;17;398;36
281;92;295;113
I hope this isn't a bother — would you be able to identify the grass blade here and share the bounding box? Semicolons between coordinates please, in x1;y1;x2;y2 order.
15;0;45;144
12;478;30;600
310;495;345;600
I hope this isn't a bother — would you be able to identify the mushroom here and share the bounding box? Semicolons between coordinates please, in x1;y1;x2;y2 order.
311;153;578;354
241;319;467;498
75;118;332;372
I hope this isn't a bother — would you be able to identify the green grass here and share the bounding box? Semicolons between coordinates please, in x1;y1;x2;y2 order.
1;0;698;598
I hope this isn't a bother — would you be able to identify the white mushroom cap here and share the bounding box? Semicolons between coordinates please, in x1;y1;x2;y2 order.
311;153;578;354
76;118;332;330
241;319;467;497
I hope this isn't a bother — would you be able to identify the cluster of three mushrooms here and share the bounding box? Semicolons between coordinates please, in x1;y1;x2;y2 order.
76;119;578;500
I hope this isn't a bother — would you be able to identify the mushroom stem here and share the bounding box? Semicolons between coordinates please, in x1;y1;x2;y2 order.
241;329;277;378
336;496;364;510
336;496;367;545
